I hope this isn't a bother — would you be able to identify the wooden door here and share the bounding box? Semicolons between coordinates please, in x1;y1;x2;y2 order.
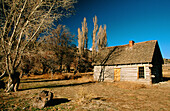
114;68;121;81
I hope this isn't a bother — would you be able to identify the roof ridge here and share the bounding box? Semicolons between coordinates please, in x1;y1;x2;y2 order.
134;40;157;45
102;40;157;50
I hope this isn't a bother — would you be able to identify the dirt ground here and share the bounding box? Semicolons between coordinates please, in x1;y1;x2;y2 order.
0;73;170;111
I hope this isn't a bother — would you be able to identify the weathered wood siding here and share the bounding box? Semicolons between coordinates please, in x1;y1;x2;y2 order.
162;64;170;77
120;64;151;84
94;66;114;81
94;64;152;84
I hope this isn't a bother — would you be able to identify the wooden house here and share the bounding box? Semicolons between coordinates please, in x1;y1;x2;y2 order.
93;40;163;84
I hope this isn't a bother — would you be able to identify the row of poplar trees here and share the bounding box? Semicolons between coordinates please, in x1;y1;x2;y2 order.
76;16;107;72
78;16;107;62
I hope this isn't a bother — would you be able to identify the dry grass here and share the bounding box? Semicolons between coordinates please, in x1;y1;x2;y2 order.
22;72;94;81
112;81;148;89
0;74;170;110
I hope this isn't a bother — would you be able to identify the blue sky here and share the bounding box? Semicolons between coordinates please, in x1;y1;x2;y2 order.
60;0;170;59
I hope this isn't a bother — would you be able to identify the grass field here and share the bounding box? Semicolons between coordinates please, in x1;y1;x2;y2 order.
0;73;170;111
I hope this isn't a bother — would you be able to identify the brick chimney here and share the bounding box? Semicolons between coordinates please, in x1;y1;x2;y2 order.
129;40;135;47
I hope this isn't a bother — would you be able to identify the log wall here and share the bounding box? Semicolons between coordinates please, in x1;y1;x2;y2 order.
94;64;152;84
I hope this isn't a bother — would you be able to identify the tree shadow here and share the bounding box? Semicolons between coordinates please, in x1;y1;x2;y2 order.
21;79;66;83
21;75;87;83
19;81;95;91
98;47;118;81
45;98;71;107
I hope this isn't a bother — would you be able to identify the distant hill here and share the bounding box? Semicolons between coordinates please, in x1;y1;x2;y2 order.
164;58;170;64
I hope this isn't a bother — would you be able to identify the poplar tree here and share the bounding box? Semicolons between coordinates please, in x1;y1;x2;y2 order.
92;16;98;61
97;25;107;51
82;17;88;52
78;28;83;55
77;17;89;73
77;17;88;56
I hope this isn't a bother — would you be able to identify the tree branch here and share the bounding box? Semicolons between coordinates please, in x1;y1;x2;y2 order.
12;1;43;68
21;3;55;53
2;0;7;18
14;3;55;69
0;71;6;80
9;0;28;47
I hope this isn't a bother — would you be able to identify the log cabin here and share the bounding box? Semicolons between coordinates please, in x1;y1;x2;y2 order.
93;40;163;84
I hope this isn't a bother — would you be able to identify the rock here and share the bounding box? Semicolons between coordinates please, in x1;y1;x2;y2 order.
32;90;53;109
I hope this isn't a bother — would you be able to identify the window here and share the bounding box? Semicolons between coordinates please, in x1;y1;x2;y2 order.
138;67;144;78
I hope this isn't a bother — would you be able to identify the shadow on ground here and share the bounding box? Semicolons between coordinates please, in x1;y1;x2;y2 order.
21;75;88;83
45;98;71;107
19;81;95;91
163;77;170;81
21;79;66;83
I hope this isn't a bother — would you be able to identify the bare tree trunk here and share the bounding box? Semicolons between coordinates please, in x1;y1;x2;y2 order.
59;55;63;73
74;55;80;75
51;69;53;80
5;72;20;92
66;64;70;73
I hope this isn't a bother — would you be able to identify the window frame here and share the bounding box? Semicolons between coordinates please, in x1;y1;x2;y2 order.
138;66;145;79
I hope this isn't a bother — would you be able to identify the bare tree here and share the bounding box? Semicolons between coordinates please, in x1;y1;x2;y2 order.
97;25;107;51
78;28;83;55
92;16;107;59
40;25;76;73
76;17;89;73
103;25;107;47
82;17;88;53
0;0;76;92
77;17;88;56
92;15;98;61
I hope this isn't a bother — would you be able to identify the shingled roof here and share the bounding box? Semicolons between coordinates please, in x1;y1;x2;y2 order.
94;40;162;65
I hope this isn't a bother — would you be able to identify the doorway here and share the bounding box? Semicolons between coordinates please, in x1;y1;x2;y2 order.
114;68;121;81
